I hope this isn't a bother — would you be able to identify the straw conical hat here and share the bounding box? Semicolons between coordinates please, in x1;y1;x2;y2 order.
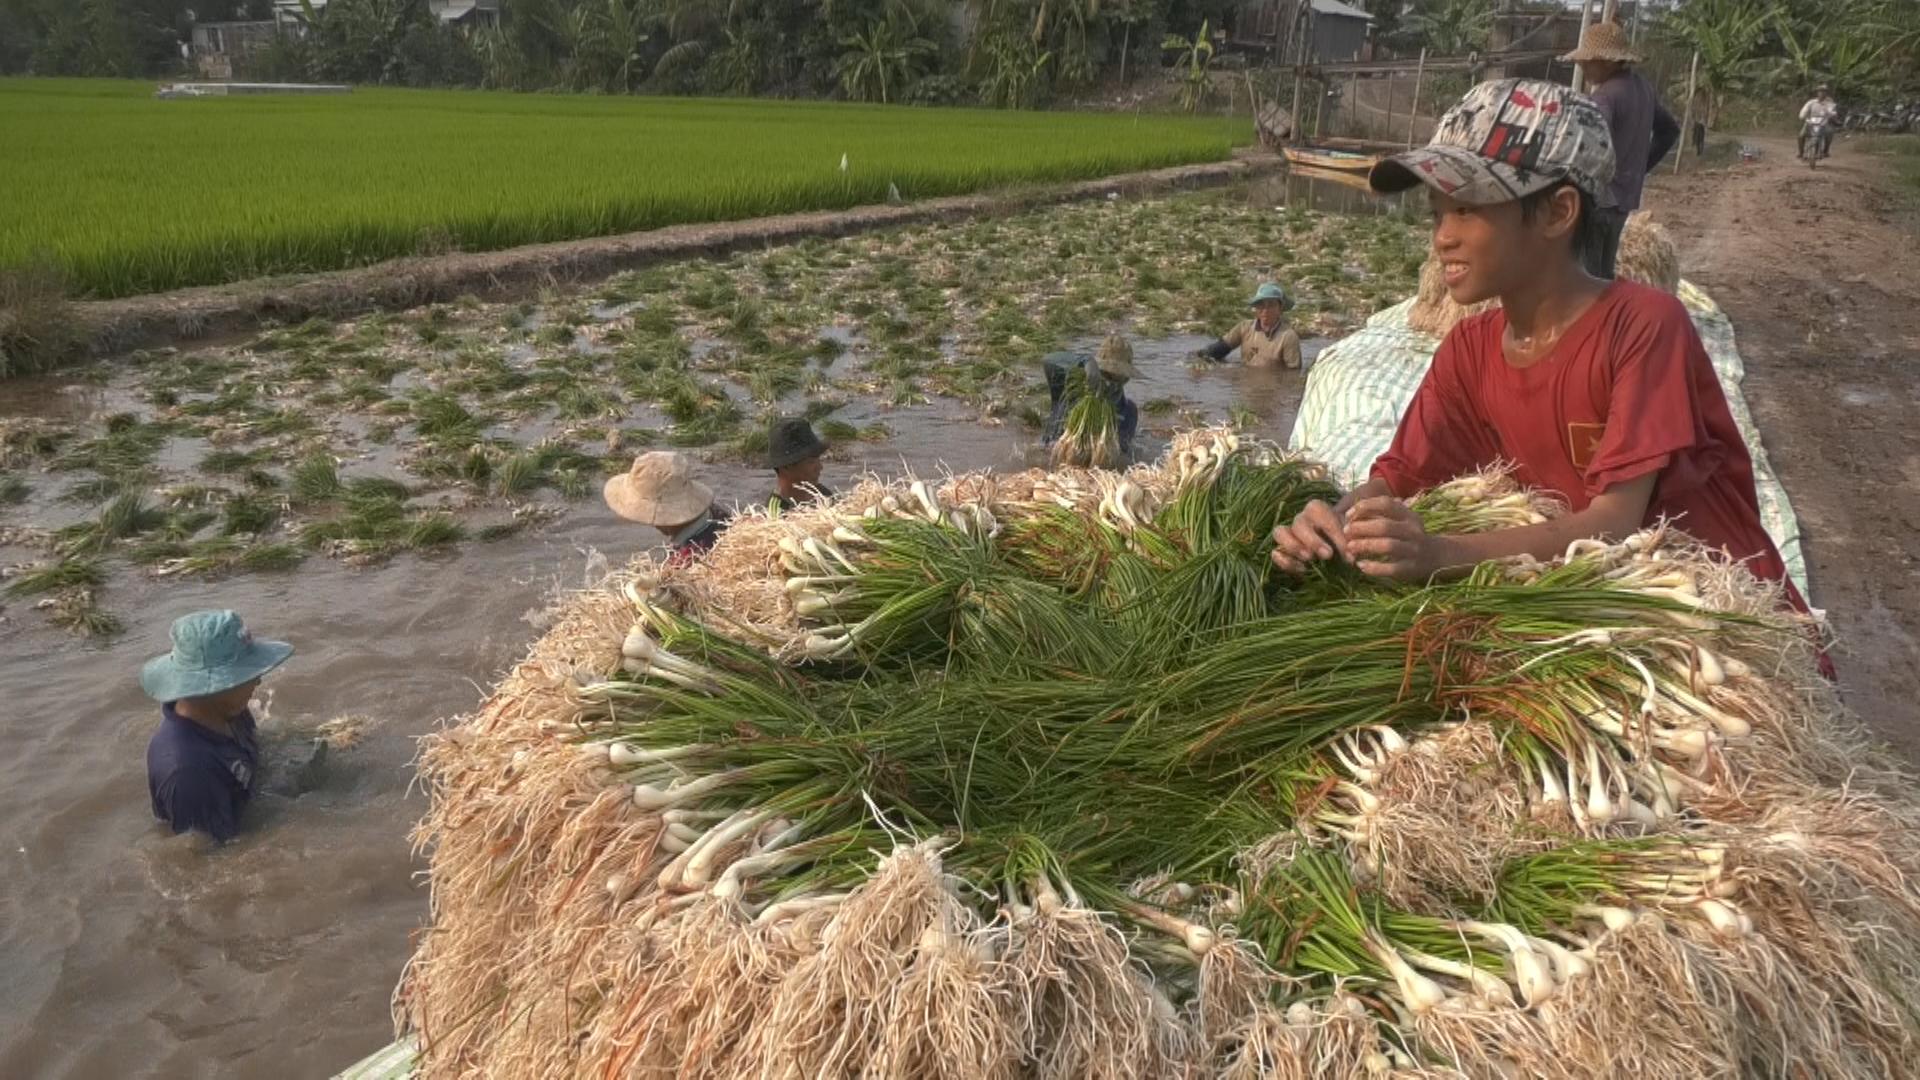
1562;21;1640;64
603;452;713;526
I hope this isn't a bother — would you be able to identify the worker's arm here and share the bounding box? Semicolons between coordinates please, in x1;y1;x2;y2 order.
1799;100;1815;122
1282;329;1303;370
1199;322;1247;362
1339;473;1657;582
1648;102;1680;170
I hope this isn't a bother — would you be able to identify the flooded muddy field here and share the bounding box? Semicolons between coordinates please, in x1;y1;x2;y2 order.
0;176;1420;1077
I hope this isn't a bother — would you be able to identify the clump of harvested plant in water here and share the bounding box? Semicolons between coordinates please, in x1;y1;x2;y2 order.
397;426;1920;1078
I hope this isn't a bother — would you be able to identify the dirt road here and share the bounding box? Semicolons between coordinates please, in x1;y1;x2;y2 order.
1647;135;1920;759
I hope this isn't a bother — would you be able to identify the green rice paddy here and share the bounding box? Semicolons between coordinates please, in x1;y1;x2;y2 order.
0;79;1245;298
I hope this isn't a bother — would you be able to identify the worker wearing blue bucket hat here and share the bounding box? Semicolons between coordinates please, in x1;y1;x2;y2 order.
142;610;293;841
1199;282;1303;369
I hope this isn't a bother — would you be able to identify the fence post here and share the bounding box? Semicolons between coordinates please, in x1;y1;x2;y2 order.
1407;47;1426;148
1348;71;1359;139
1384;69;1398;141
1674;49;1699;175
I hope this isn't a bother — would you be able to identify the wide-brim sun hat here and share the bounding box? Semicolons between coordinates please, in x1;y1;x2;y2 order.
1562;21;1641;64
140;609;293;702
1369;78;1616;206
766;417;829;470
1248;283;1293;310
603;451;714;526
1093;334;1139;382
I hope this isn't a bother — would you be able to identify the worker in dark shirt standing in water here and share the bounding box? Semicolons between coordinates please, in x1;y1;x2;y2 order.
143;610;294;842
1564;21;1679;278
764;417;834;512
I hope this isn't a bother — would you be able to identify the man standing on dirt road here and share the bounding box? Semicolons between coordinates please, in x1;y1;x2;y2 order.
1563;22;1680;279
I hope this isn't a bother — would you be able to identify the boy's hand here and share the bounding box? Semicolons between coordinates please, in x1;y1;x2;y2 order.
1344;496;1450;582
1270;499;1350;574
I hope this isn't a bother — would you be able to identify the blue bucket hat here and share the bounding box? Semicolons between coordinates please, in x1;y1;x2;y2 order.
140;610;293;703
1248;283;1292;310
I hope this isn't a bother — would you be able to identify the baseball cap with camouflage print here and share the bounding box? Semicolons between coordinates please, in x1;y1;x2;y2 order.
1369;78;1616;205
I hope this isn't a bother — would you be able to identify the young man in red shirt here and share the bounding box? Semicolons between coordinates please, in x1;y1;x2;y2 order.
1272;79;1810;621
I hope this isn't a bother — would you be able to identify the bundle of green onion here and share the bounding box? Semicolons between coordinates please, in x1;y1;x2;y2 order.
1050;366;1123;470
403;429;1920;1080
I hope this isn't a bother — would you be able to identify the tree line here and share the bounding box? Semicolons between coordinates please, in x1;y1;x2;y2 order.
3;1;1916;112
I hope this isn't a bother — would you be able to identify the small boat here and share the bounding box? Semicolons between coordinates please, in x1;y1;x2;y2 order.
1281;145;1380;175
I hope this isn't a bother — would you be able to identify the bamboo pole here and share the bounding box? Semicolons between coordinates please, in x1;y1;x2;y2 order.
1288;0;1307;144
1348;71;1359;139
1674;49;1699;175
1384;69;1398;139
1407;47;1426;148
1603;0;1619;22
1572;0;1597;92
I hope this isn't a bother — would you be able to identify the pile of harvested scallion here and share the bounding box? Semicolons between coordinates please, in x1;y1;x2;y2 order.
401;429;1920;1079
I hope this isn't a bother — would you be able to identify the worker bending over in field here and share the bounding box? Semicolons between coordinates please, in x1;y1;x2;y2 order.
604;451;730;566
1272;80;1815;631
765;417;834;512
1198;283;1303;369
1042;335;1141;460
144;610;294;842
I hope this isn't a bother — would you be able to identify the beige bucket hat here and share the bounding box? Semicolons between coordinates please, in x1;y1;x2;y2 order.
603;451;713;526
1562;21;1641;64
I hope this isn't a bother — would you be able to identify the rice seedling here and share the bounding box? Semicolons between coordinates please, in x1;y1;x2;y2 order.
550;467;589;500
493;450;545;496
404;513;465;550
409;392;487;447
289;454;343;504
475;521;525;543
817;418;860;442
49;592;122;639
220;493;281;537
199;447;272;475
0;472;28;505
5;555;104;597
55;493;167;554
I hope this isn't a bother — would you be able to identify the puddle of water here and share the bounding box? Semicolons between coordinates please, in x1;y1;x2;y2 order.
0;376;111;422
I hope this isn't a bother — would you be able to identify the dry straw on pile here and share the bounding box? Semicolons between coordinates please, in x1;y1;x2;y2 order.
399;429;1920;1080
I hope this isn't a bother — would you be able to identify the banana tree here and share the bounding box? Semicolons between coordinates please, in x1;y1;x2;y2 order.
1163;19;1214;114
1659;0;1776;127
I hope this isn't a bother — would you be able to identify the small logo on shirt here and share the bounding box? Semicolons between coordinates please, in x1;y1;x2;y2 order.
1568;422;1606;469
229;760;253;788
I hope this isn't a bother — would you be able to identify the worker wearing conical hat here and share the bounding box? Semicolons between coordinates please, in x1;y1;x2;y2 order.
1563;21;1680;280
604;451;731;565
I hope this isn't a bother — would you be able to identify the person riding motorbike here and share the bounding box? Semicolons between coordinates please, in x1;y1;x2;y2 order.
1799;86;1839;162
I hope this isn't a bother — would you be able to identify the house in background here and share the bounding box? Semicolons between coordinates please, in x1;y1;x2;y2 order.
189;19;280;78
428;0;502;25
267;0;500;29
1230;0;1374;63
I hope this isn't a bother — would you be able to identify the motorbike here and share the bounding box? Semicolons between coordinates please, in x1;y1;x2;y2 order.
1801;116;1834;168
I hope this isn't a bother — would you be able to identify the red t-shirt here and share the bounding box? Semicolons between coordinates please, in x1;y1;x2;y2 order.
1371;281;1797;601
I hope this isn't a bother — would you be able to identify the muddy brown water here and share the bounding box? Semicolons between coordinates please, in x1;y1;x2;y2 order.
0;346;1320;1078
